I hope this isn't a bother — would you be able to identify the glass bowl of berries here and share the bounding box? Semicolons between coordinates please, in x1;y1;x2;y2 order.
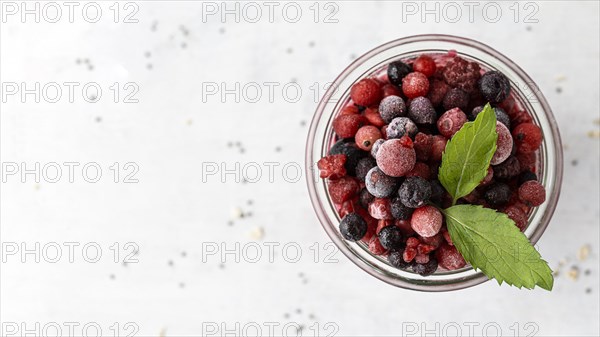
306;34;563;291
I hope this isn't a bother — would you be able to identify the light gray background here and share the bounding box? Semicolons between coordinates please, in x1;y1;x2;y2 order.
1;1;599;336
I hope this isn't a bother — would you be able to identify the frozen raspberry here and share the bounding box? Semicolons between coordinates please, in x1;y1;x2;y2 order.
329;141;368;176
365;167;400;198
442;56;481;93
382;83;401;97
471;106;510;128
417;243;436;255
503;204;528;231
484;182;511;207
437;108;468;138
370;139;385;158
518;170;537;185
317;154;347;179
403;247;417;262
355;125;382;151
369;198;393;220
402;72;430;99
413;132;433;161
388;249;412;269
516;151;536;173
399;176;432;208
339;213;368;241
379;95;407;123
406;236;420;248
491;122;514;165
387;60;412;86
442;88;469;111
368;236;388;255
328;176;359;204
413;258;438;276
376;137;416;177
436;243;466;270
493;155;520;180
412;55;437;77
355;157;377;182
363;107;386;128
430;135;448;162
513;123;542;154
332;114;367;138
338;200;355;218
390;196;413;220
387;117;418;139
519;181;546;207
427;79;450;107
410;205;442;238
340;105;359;115
378;225;404;250
408;96;436;124
395;219;415;235
478;71;511;104
350;78;382;107
359;187;375;209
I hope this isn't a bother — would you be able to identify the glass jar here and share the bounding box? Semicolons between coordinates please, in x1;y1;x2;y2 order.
305;34;563;291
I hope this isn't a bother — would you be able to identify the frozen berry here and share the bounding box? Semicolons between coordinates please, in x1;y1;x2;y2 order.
387;61;412;86
364;107;386;128
410;205;442;238
442;230;453;246
317;154;347;179
350;78;382;107
390;196;414;220
413;132;433;161
328;138;352;156
406;162;431;180
503;204;528;231
376;138;416;177
442;88;469;111
429;180;445;204
378;225;403;250
403;247;417;262
395;219;415;236
406;236;420;248
437;108;467;138
399;177;432;208
436;244;466;270
484;182;511;207
355;157;377;182
518;181;546;207
365;167;400;198
412;258;438;276
427;79;450;107
491;122;514;165
493;155;520;179
419;232;443;249
512;123;542;154
328;177;359;204
340;105;359;115
442;56;481;93
518;170;537;185
430;135;448;162
332;114;367;138
370;139;385;158
471;106;510;128
387;117;418;139
388;249;412;269
329;141;368;176
516;152;536;173
369;198;393;220
478;71;511;104
368;236;387;255
402;72;430;99
382;83;401;97
355;125;382;151
412;55;437;77
379;95;407;123
339;213;368;241
359;187;375;209
408;96;436;124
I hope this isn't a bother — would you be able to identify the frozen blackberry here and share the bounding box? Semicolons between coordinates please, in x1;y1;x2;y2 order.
442;88;469;111
387;61;412;86
359;187;375;209
390;196;414;220
398;176;432;208
484;182;511;207
518;170;538;185
355;157;377;181
408;97;436;124
478;71;511;104
328;141;367;176
470;106;511;128
379;95;406;123
388;249;412;269
442;57;481;93
493;155;521;180
412;257;438;276
387;117;418;139
378;225;403;250
365;167;400;198
339;213;368;241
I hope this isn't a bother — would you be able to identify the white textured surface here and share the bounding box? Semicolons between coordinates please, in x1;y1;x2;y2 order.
1;1;599;336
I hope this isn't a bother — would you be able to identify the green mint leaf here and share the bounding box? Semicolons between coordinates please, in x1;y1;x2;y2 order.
443;204;554;290
439;103;498;204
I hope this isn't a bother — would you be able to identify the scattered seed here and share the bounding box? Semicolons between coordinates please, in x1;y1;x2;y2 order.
571;159;578;166
567;266;579;281
555;75;567;82
230;207;244;219
555;87;562;94
587;130;600;139
585;269;591;276
578;244;591;261
586;288;592;294
249;226;265;240
594;119;600;126
300;120;307;127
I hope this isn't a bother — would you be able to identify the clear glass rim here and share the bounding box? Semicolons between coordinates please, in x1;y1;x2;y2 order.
305;34;563;291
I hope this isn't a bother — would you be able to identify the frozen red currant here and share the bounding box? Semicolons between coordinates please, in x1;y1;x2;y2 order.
518;181;546;207
375;137;416;177
412;55;437;77
436;243;466;270
350;78;382;107
491;122;514;165
410;205;442;238
402;72;430;99
355;125;382;151
332;114;367;138
513;123;542;154
437;108;467;138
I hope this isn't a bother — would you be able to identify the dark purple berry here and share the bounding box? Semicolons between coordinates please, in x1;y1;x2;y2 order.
328;140;367;176
478;71;511;104
359;187;375;209
398;176;432;208
388;248;412;269
442;88;469;111
518;170;538;185
378;225;403;250
429;180;445;204
355;157;377;182
365;167;400;198
408;97;436;124
387;61;412;86
339;213;367;241
387;117;418;139
390;196;414;220
379;95;406;123
484;182;511;207
493;155;521;180
412;257;438;276
370;139;385;158
470;106;510;128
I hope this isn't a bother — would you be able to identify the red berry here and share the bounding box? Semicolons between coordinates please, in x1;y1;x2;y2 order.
415;254;430;264
350;78;382;107
406;236;420;248
414;132;433;161
430;135;448;162
317;154;347;179
442;230;453;246
382;83;401;97
513;123;542;154
376;219;393;235
518;181;546;207
406;162;431;180
419;232;444;249
363;107;386;127
338;200;355;218
402;72;430;99
332;114;367;138
437;107;467;138
491;122;514;165
375;138;416;177
403;247;417;262
411;205;443;238
479;167;494;186
368;236;388;255
413;55;437;77
395;219;415;235
503;204;528;231
355;125;382;151
427;79;450;107
417;243;436;255
436;243;466;270
516;151;537;173
369;198;393;220
340;105;359;115
328;176;359;204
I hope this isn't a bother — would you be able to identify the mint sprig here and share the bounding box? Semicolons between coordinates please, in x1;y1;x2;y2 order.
437;103;553;290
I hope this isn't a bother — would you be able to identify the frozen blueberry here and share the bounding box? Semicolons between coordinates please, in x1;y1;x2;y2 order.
378;225;403;250
408;97;436;124
442;88;469;111
328;141;367;176
355;157;377;182
518;170;538;185
339;213;367;241
387;61;412;86
484;182;511;207
470;106;511;128
365;167;400;198
370;138;385;158
388;249;412;269
478;71;511;104
379;95;406;123
412;257;438;276
387;117;418;139
359;187;375;209
398;176;432;208
390;196;414;220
